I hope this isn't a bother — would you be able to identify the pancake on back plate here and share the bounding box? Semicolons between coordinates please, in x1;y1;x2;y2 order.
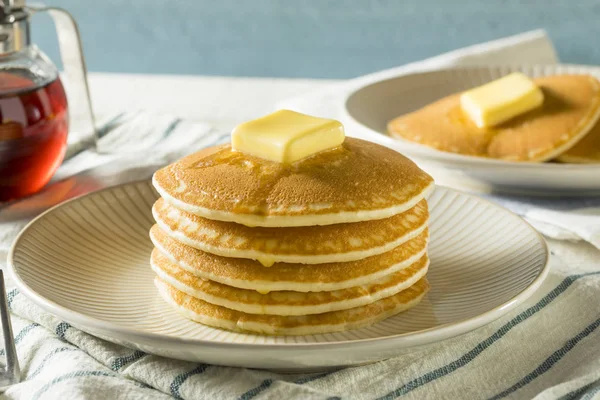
388;75;600;162
555;118;600;163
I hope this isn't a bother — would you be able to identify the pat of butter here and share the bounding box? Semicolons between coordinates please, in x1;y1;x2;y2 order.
231;110;345;163
256;289;270;295
460;72;544;128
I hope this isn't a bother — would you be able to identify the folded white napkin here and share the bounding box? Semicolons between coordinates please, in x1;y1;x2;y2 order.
279;29;600;249
489;194;600;249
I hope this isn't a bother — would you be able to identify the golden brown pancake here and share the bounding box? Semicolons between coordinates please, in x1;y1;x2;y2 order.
150;225;429;292
151;250;429;315
388;75;600;162
152;137;434;227
155;277;430;335
152;197;429;265
556;119;600;163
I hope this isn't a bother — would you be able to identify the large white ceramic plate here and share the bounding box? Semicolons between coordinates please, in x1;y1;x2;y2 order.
8;181;548;371
343;65;600;195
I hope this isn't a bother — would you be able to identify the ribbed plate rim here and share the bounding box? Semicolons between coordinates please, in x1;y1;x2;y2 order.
7;180;550;351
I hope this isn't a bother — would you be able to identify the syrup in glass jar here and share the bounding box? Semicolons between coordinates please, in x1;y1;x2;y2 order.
0;68;69;202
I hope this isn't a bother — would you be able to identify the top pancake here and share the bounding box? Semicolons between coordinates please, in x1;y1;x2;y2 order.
152;137;434;227
388;75;600;162
556;119;600;163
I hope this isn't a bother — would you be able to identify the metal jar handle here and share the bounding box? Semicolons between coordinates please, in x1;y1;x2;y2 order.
27;5;96;157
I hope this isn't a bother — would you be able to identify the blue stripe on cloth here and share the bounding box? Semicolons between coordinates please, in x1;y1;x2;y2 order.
489;318;600;400
294;372;336;384
110;350;146;371
169;364;210;399
238;379;274;400
28;347;79;379
31;370;145;400
581;385;600;400
0;322;40;355
96;112;127;139
55;322;71;340
6;288;19;309
14;322;39;344
243;273;599;400
239;370;337;399
215;131;232;144
375;271;600;400
558;377;600;400
160;118;182;141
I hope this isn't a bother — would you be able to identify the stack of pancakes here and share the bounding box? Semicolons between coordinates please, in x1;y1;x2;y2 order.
150;138;434;335
388;74;600;163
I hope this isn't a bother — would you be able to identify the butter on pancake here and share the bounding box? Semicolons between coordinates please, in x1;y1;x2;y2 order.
155;277;430;336
150;225;429;292
231;109;345;164
152;251;429;316
388;75;600;162
556;120;600;163
152;137;433;227
152;197;429;265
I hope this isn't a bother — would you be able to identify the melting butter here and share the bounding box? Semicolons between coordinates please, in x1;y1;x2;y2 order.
256;257;275;267
460;72;544;128
231;109;345;163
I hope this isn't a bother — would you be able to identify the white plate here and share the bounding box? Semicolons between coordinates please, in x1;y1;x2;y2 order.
343;65;600;195
8;181;549;371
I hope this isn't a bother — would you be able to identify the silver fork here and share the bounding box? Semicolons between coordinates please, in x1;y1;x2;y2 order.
0;270;20;389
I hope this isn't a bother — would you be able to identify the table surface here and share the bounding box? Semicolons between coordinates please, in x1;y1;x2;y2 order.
87;72;337;131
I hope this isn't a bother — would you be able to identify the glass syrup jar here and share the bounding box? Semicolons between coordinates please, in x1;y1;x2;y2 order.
0;0;95;202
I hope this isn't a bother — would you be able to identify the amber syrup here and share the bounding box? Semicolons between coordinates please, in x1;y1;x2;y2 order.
0;70;68;201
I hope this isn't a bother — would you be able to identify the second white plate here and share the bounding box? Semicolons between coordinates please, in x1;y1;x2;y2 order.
343;64;600;195
8;181;549;371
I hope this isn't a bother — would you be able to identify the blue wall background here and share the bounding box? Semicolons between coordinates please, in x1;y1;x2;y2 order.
31;0;600;79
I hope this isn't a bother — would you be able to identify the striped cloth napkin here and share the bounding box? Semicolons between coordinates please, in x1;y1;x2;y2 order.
0;31;599;400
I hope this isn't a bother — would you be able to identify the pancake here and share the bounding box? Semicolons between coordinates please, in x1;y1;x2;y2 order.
152;197;429;265
151;250;429;316
388;75;600;162
155;277;429;335
556;119;600;163
152;137;434;227
150;225;429;292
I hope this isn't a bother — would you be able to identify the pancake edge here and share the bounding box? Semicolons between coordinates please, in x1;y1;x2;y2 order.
151;253;429;316
554;153;600;163
154;214;429;265
150;228;429;292
155;277;429;336
534;80;600;162
153;175;434;227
